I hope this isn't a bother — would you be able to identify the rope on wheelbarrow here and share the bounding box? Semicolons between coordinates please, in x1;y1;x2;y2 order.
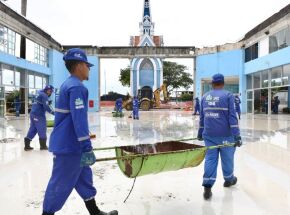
123;148;147;203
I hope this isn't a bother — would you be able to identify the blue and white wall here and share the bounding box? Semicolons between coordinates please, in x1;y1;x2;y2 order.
195;49;245;111
0;50;51;75
0;49;100;113
245;46;290;111
245;46;290;75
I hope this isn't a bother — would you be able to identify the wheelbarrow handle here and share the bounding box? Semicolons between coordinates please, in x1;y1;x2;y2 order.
93;137;198;151
94;143;236;163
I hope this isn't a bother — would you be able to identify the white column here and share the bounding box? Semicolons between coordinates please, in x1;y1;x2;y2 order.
130;68;134;96
137;69;140;93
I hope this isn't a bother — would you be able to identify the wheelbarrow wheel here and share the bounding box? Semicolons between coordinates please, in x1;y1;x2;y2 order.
140;100;150;111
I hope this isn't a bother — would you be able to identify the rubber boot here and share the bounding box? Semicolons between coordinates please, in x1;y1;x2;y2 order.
24;138;34;151
224;176;238;187
85;199;118;215
203;187;212;200
39;138;48;150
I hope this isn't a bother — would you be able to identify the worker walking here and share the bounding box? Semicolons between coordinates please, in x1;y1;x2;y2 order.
133;96;139;120
42;48;118;215
234;95;241;120
193;97;200;115
197;73;242;200
24;85;54;151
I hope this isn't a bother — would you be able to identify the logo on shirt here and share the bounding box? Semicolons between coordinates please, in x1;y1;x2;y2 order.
205;112;220;118
75;98;84;109
205;95;220;106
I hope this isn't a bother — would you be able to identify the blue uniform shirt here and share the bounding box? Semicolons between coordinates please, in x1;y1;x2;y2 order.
49;76;92;154
30;90;54;117
199;89;240;137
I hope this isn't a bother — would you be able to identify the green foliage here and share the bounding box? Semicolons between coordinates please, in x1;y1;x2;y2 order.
180;93;193;101
6;90;20;103
163;61;193;95
119;61;193;95
119;66;131;87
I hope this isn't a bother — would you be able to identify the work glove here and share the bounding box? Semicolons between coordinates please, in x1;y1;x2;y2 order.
80;150;96;167
234;136;242;147
197;128;204;141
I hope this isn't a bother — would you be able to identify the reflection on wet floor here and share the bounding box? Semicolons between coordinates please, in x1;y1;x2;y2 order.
0;111;290;215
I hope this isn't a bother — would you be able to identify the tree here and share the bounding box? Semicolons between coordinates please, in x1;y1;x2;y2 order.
163;61;193;95
119;61;193;95
119;67;131;87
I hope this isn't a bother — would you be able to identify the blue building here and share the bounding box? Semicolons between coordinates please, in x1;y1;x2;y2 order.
195;4;290;115
1;1;290;117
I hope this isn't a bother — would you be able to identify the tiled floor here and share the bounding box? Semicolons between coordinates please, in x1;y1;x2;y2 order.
0;111;289;215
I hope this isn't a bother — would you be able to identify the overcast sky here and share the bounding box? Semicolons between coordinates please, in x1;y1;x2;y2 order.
3;0;290;95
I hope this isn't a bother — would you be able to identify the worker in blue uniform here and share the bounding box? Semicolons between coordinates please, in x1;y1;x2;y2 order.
24;85;54;151
193;97;200;115
197;73;242;200
42;48;118;215
234;95;241;119
14;95;21;117
133;96;139;120
115;98;123;114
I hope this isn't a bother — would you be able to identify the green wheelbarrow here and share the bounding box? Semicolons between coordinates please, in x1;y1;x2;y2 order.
93;138;235;202
93;138;235;178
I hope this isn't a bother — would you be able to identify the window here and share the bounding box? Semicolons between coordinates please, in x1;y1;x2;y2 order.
247;75;252;89
247;91;253;99
269;27;290;53
247;101;253;113
261;70;269;88
282;64;290;86
35;76;43;89
253;72;261;88
43;77;47;88
34;43;48;67
2;65;14;86
0;25;16;55
245;43;259;62
15;71;20;86
271;67;282;87
26;39;48;67
29;75;35;88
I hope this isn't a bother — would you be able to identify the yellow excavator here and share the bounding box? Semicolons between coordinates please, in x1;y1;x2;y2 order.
123;84;169;111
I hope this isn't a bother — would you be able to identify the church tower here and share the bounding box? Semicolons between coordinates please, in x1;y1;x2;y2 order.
130;0;164;96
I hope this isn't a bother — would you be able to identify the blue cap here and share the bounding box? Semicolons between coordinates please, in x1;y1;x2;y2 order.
212;73;224;84
63;48;94;67
44;85;54;92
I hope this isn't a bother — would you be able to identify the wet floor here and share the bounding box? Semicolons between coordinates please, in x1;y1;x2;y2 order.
0;111;290;215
